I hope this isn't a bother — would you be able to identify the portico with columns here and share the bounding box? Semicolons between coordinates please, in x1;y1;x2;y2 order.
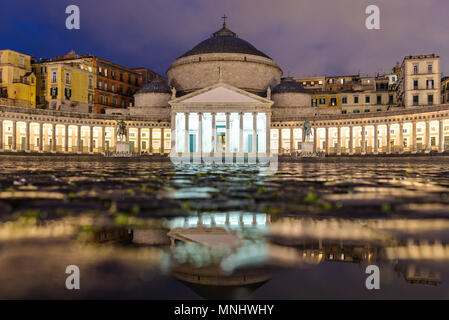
169;82;273;158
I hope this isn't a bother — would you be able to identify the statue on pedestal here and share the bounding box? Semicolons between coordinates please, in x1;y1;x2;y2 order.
117;120;127;142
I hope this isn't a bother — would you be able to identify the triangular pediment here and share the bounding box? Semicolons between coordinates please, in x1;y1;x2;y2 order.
169;82;272;106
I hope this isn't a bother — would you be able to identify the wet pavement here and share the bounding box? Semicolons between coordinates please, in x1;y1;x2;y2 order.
0;155;449;299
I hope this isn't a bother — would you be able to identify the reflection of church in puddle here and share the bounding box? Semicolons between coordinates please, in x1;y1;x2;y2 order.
91;213;443;298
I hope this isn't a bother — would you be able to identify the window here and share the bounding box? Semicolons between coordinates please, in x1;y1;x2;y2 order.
65;72;71;84
64;88;72;100
112;83;115;92
19;56;24;67
120;73;123;81
413;65;418;74
311;99;317;107
113;97;117;106
330;98;337;106
354;96;359;104
52;71;57;83
98;80;102;89
428;64;433;73
389;95;394;104
414;80;418;90
104;81;108;91
342;110;347;114
364;109;370;113
99;95;104;104
342;96;347;104
88;93;93;104
377;95;382;104
88;76;93;89
365;96;370;104
413;95;419;106
50;87;58;98
428;94;434;105
427;80;434;89
104;68;108;77
88;106;93;113
41;78;46;90
319;98;326;104
353;110;360;113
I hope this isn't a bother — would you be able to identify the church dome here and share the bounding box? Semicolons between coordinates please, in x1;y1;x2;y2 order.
136;79;171;94
167;19;282;95
272;77;308;94
179;24;271;59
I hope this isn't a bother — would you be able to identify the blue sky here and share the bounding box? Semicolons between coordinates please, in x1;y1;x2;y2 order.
1;0;448;78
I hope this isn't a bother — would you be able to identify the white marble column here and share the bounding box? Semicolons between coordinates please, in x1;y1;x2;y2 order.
226;112;230;153
185;113;190;153
290;126;294;153
212;112;216;153
278;128;281;154
313;127;317;154
266;112;271;155
198;113;203;155
325;127;329;154
239;112;244;154
12;120;17;151
149;128;153;154
439;119;444;153
399;122;404;154
161;128;165;154
102;126;106;153
252;112;257;154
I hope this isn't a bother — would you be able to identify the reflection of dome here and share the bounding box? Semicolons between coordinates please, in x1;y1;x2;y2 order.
167;21;282;95
179;25;271;59
272;77;308;94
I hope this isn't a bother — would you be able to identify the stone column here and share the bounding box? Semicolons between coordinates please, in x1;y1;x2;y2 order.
185;113;190;153
102;126;106;153
337;126;341;155
137;127;141;154
26;121;30;152
226;112;230;153
161;128;165;154
412;121;417;153
349;126;354;155
252;112;257;154
77;125;82;153
425;120;431;153
373;124;378;155
212;112;216;153
313;127;317;154
290;126;294;153
39;122;43;152
239;112;244;153
361;125;366;155
266;112;271;155
386;123;391;154
89;126;94;153
198;113;203;154
12;120;17;151
65;124;69;153
0;119;3;151
52;123;56;153
325;127;329;154
439;119;444;153
149;128;153;154
113;125;117;151
278;128;281;154
399;122;404;154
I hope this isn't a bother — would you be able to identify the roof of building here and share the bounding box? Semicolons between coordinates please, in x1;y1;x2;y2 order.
272;77;308;94
136;79;171;94
178;21;271;59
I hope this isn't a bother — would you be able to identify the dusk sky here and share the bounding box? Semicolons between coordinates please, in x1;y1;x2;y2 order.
2;0;448;78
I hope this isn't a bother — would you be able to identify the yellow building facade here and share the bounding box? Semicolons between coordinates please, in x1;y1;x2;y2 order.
35;59;96;113
0;49;36;108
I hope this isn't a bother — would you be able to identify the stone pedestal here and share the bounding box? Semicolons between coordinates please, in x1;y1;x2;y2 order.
301;142;314;154
116;141;131;154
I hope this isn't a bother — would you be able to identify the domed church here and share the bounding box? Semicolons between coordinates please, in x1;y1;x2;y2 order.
133;18;313;156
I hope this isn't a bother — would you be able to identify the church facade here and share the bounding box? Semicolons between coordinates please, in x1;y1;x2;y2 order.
1;22;449;156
